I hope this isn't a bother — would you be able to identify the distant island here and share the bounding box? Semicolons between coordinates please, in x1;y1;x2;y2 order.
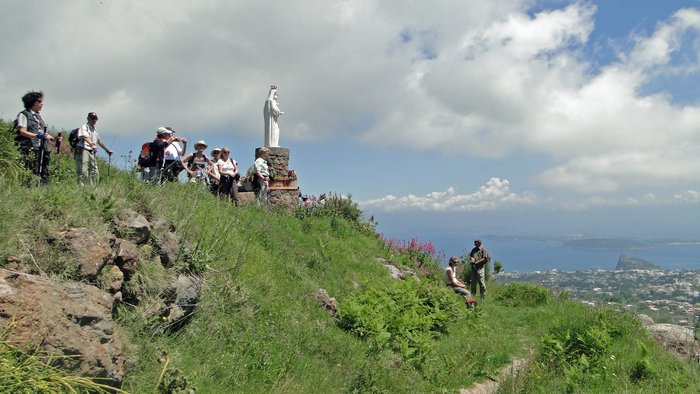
616;254;660;270
563;238;651;250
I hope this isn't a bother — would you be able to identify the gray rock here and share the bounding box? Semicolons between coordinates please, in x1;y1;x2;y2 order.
376;258;418;280
648;323;700;361
153;231;180;268
114;210;151;244
104;265;124;294
314;289;337;317
58;228;113;281
0;269;125;388
164;273;202;327
114;238;139;277
636;313;655;327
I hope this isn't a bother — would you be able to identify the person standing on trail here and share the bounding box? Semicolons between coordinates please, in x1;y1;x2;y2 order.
76;112;113;185
469;239;489;298
14;91;53;186
445;256;470;301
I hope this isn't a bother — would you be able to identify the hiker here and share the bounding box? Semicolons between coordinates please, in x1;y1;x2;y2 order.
162;127;187;182
75;112;113;185
208;147;221;194
445;256;470;301
144;127;178;185
14;91;53;186
216;147;239;204
182;140;215;185
252;147;270;203
469;239;490;298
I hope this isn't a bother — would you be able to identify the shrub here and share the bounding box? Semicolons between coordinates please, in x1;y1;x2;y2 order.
337;278;465;366
496;282;550;307
0;119;29;183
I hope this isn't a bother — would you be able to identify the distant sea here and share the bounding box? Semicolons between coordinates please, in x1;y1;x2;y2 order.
383;231;700;273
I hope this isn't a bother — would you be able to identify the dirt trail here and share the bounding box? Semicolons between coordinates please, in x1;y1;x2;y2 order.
460;358;528;394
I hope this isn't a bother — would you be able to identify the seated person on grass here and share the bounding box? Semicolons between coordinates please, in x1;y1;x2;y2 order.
445;256;471;301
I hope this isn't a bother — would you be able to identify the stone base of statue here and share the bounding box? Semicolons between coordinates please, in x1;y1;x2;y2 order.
238;146;299;210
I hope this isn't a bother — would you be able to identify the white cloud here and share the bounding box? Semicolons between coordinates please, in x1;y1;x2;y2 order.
673;189;700;202
2;1;700;198
359;177;538;212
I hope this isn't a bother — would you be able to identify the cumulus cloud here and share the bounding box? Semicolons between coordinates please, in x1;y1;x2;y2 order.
673;190;700;202
360;177;538;212
2;1;700;198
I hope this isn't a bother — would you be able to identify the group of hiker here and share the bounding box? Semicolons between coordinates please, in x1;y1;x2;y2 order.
138;127;271;203
11;90;271;203
444;239;490;304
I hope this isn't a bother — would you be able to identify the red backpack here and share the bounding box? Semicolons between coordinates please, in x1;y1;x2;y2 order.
137;141;153;167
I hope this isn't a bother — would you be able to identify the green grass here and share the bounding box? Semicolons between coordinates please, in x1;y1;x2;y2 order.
1;118;699;393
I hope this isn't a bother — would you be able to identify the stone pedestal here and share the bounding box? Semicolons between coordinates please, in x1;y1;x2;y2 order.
242;147;300;210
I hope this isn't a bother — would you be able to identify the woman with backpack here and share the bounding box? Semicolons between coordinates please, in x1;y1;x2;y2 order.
216;146;239;204
181;140;214;185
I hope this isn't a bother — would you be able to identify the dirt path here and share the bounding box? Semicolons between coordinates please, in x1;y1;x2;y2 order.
460;358;528;394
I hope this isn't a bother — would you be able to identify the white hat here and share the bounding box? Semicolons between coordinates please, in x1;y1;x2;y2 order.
157;127;172;135
194;140;208;149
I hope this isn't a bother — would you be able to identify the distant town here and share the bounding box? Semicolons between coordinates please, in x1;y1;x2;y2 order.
496;268;699;330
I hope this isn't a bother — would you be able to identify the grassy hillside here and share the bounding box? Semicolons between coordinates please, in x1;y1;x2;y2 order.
1;119;699;393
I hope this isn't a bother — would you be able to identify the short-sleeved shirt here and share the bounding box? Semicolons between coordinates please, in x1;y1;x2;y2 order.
77;123;99;151
254;157;269;177
164;142;183;161
217;158;236;176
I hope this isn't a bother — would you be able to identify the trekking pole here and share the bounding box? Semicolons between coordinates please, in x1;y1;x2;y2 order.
35;137;46;187
107;152;112;178
55;132;62;171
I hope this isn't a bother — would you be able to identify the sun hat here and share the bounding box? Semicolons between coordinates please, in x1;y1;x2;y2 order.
210;147;221;156
156;127;172;135
194;140;208;149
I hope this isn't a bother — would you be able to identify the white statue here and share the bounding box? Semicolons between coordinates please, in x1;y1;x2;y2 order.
263;85;284;147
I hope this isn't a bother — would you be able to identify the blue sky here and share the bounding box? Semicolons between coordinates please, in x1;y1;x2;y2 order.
2;0;700;256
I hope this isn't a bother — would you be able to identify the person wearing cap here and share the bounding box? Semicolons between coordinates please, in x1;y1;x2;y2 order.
146;127;178;185
208;148;221;194
162;127;187;182
445;256;471;301
76;112;113;186
182;140;215;185
14;91;54;186
468;239;490;298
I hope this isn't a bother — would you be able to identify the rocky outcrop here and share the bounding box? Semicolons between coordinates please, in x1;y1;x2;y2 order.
376;258;418;280
637;314;699;361
57;227;113;281
113;209;151;245
314;288;337;317
649;323;699;361
0;269;124;388
616;255;660;270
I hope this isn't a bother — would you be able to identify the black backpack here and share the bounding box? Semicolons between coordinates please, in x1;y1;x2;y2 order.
68;128;80;151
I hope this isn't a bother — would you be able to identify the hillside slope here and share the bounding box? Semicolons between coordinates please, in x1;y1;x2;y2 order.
0;119;698;393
